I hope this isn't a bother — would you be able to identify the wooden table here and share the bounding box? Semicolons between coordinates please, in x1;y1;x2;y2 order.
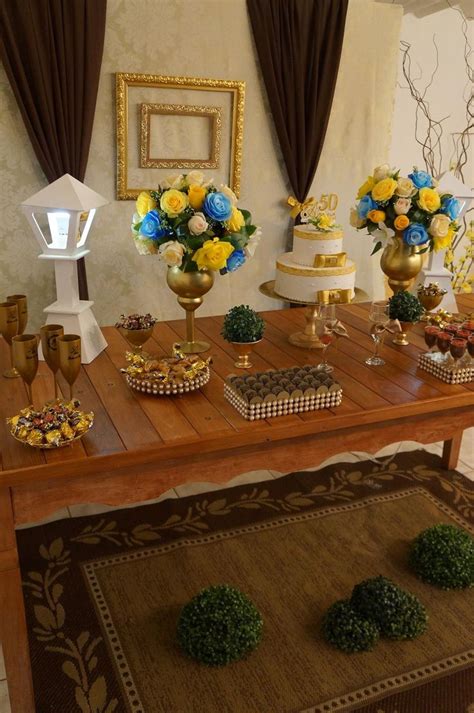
1;298;473;712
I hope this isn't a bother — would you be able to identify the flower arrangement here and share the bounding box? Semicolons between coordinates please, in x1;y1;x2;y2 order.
307;212;341;233
409;524;474;590
351;164;461;255
131;171;260;273
221;305;265;344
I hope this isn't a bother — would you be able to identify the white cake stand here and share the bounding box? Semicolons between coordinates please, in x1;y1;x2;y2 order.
259;281;369;349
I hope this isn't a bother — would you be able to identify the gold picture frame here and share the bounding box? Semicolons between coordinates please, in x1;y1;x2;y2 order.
139;103;222;170
116;73;245;200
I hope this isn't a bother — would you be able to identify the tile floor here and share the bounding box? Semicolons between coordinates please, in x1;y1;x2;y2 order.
1;431;473;711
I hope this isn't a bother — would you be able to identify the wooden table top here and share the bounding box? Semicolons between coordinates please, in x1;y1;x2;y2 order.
1;295;473;488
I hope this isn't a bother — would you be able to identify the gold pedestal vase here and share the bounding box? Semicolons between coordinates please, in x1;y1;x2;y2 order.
380;232;424;294
392;321;414;346
231;340;262;369
166;267;214;354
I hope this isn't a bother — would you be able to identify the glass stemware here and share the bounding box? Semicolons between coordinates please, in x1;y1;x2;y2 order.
12;334;38;404
424;325;440;353
436;332;453;364
366;300;388;366
6;294;28;335
467;334;474;364
0;301;20;377
40;324;64;400
316;304;337;372
449;338;467;369
58;334;81;400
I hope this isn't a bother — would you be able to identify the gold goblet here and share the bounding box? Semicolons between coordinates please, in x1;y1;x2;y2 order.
40;324;64;400
118;326;153;355
58;334;81;400
0;301;20;378
12;334;38;404
7;294;28;334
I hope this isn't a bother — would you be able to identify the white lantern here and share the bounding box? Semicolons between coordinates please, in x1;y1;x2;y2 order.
417;171;474;312
21;174;108;363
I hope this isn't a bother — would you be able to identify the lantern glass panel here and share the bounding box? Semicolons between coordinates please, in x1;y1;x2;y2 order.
47;211;70;249
77;209;96;248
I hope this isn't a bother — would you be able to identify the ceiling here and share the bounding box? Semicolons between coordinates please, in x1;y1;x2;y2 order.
376;0;473;19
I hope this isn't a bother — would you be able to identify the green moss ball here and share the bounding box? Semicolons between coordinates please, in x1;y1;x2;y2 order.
409;524;474;590
322;599;380;653
177;585;263;666
350;576;427;640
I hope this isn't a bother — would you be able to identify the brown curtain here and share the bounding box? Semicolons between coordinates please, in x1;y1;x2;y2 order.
247;0;348;203
0;0;107;300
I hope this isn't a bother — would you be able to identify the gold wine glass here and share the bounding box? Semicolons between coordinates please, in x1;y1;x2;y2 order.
0;301;20;378
118;326;154;355
7;294;28;335
58;334;81;400
12;334;38;404
40;324;64;400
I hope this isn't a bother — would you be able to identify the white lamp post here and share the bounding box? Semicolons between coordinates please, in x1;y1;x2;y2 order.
417;171;474;312
21;174;108;363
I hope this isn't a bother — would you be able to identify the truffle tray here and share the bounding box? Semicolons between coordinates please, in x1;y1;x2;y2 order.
224;366;343;421
418;352;473;384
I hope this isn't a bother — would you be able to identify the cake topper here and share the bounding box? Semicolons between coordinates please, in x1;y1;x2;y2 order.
287;193;339;222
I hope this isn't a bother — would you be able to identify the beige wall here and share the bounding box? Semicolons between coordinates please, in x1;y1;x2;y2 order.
0;0;402;330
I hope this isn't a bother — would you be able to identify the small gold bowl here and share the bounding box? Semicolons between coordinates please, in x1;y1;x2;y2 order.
418;293;444;312
118;326;154;354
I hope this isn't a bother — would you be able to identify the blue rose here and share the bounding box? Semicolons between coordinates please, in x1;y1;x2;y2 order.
224;248;246;274
408;170;432;189
140;209;167;240
203;192;232;222
440;196;460;221
357;194;377;219
403;223;429;246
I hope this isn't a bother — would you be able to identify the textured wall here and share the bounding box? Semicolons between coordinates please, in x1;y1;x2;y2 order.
0;0;402;330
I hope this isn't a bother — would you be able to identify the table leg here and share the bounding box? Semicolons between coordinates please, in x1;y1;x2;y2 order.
0;489;35;713
442;432;463;470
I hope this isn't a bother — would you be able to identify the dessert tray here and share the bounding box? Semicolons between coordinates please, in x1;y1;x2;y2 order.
7;400;94;449
122;345;211;396
224;366;343;420
418;352;473;384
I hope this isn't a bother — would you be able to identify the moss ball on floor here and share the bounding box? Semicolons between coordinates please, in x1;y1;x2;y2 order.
350;576;427;640
322;600;380;653
409;524;474;590
177;585;263;666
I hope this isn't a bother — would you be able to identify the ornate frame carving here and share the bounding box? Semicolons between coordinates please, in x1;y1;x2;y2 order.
116;73;245;200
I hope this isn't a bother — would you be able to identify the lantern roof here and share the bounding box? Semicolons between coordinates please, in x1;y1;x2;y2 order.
21;174;108;211
437;170;474;199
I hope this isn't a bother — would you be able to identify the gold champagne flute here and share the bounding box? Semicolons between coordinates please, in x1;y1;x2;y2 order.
0;301;20;378
58;334;81;401
12;334;38;405
7;294;28;335
40;324;64;400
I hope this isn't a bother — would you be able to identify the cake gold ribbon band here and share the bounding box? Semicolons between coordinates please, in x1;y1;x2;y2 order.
293;227;343;240
276;261;355;277
317;289;353;304
287;195;315;219
314;253;347;268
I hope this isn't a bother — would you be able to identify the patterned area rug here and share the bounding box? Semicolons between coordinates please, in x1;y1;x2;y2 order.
17;451;473;713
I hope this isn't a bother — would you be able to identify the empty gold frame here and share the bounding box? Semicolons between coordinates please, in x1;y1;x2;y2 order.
116;73;245;200
140;103;222;170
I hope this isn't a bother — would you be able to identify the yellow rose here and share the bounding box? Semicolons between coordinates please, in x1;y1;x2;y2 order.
317;213;335;230
433;227;454;252
136;191;157;217
160;188;189;217
418;187;441;214
188;184;207;210
394;214;410;231
193;238;234;271
356;176;375;200
226;206;245;232
367;209;386;223
371;177;397;203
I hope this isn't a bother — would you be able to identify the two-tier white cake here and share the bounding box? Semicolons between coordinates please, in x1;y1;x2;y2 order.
274;223;356;303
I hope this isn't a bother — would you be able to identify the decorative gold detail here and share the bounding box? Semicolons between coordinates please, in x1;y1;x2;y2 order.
380;231;424;294
287;195;315;218
314;253;347;268
139;103;222;169
317;289;353;304
166;267;214;353
116;72;245;199
294;227;343;240
276;260;355;277
287;193;339;219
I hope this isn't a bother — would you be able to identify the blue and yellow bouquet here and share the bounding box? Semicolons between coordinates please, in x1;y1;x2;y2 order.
131;172;260;273
351;165;460;254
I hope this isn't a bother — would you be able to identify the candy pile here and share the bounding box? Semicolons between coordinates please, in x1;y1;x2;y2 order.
115;313;157;330
123;345;210;385
417;282;447;298
7;400;94;448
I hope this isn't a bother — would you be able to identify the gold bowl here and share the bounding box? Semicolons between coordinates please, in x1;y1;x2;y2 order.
118;326;154;354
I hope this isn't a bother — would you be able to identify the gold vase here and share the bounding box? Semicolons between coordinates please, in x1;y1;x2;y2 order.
231;340;262;369
380;232;423;294
166;267;214;353
392;321;413;346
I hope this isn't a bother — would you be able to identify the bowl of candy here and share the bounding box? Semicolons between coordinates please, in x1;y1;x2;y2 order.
417;282;447;315
115;313;157;354
7;400;94;449
122;344;211;396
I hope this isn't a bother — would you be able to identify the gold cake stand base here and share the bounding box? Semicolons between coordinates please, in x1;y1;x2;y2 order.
259;281;369;349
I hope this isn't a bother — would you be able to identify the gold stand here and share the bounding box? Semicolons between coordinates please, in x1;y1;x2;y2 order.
167;267;214;354
259;281;369;350
178;296;211;354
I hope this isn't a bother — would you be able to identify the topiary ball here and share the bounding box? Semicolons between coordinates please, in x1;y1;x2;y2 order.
350;576;427;640
409;524;474;590
177;585;263;666
322;599;380;653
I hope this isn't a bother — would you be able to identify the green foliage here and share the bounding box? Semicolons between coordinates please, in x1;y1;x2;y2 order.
388;290;424;322
350;576;427;640
410;524;474;590
323;600;379;653
221;305;265;343
177;585;263;666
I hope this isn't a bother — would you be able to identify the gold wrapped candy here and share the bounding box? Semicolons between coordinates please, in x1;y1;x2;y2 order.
122;343;210;385
6;399;94;449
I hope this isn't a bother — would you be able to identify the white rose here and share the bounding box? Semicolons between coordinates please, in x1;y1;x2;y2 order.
244;227;261;258
188;212;208;235
160;174;185;190
131;211;141;233
133;236;158;255
219;184;238;205
158;240;185;267
373;164;391;182
393;197;412;215
186;170;204;186
395;177;416;198
350;207;366;228
428;213;451;238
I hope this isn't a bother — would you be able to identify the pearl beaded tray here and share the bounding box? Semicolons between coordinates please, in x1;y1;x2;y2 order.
125;368;210;396
224;366;343;421
418;352;473;384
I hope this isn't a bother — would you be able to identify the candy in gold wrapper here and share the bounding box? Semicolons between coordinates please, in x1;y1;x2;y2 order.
45;430;61;446
74;416;92;435
61;422;75;440
27;429;43;446
6;399;94;448
122;343;211;387
17;426;30;440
